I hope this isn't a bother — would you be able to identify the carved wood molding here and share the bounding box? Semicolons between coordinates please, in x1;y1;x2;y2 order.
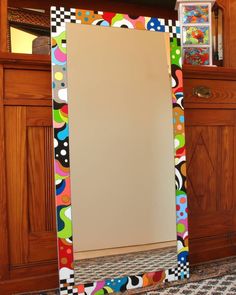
0;52;50;68
183;65;236;81
0;0;8;52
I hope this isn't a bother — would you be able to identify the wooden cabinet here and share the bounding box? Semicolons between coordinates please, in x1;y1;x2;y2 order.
184;66;236;263
0;0;236;293
1;56;236;294
0;54;58;295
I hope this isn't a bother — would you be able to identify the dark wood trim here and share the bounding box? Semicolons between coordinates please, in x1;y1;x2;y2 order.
0;273;58;295
3;98;52;106
10;260;57;279
8;0;177;20
185;103;236;109
0;65;10;281
0;0;8;52
0;52;50;67
189;232;236;264
183;65;236;81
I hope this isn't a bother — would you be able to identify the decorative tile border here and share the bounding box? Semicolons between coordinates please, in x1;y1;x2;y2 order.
51;7;189;295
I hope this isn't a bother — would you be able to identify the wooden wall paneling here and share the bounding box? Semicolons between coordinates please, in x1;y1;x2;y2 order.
5;106;29;266
0;65;10;281
186;126;218;213
44;127;56;231
185;108;236;263
216;0;236;68
4;104;57;267
0;273;58;295
0;0;8;52
228;0;236;68
26;106;56;263
27;127;47;232
216;0;228;66
4;69;51;100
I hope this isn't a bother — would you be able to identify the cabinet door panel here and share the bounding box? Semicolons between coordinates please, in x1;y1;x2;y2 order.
5;106;56;266
185;109;236;262
5;107;28;265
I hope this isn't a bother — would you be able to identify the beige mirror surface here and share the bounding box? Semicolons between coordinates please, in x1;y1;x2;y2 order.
67;23;176;254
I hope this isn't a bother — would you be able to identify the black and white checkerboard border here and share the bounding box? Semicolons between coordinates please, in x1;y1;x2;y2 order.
165;261;190;282
51;7;82;33
60;274;78;295
51;7;181;43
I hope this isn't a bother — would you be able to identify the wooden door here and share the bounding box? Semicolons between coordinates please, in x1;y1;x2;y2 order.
4;106;57;271
0;58;59;294
184;66;236;263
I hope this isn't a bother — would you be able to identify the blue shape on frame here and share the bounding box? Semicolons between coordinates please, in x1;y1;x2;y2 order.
56;179;66;195
105;277;128;293
100;20;110;27
178;250;188;264
58;124;69;141
57;205;67;231
147;18;165;32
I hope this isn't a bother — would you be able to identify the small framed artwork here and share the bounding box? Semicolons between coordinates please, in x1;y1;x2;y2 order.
176;0;215;65
182;5;210;24
51;6;189;295
182;26;210;45
183;47;210;65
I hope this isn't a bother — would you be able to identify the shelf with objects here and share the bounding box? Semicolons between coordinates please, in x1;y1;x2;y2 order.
176;0;224;66
0;0;178;59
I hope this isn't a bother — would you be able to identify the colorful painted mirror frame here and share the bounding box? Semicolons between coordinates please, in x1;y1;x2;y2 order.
51;7;189;295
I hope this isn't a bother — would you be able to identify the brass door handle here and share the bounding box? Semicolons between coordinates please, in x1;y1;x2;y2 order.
193;86;212;99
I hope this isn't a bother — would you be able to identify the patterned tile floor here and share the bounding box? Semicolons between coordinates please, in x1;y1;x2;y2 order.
16;256;236;295
147;272;236;294
74;247;177;284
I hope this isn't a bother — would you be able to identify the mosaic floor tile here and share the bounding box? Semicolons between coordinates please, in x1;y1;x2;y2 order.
74;247;177;284
16;256;236;295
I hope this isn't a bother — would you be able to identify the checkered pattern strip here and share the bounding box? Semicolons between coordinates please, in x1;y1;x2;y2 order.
51;7;181;43
60;274;78;295
164;19;181;44
51;7;82;32
165;261;190;283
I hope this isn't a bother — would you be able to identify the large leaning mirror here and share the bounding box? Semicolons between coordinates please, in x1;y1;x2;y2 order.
51;7;189;295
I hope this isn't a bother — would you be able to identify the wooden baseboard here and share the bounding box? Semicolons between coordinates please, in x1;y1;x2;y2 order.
0;260;58;295
10;260;58;280
0;273;58;295
189;233;236;264
74;241;177;260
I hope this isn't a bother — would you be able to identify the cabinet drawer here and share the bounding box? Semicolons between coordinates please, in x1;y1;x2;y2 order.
183;78;236;104
4;69;51;100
